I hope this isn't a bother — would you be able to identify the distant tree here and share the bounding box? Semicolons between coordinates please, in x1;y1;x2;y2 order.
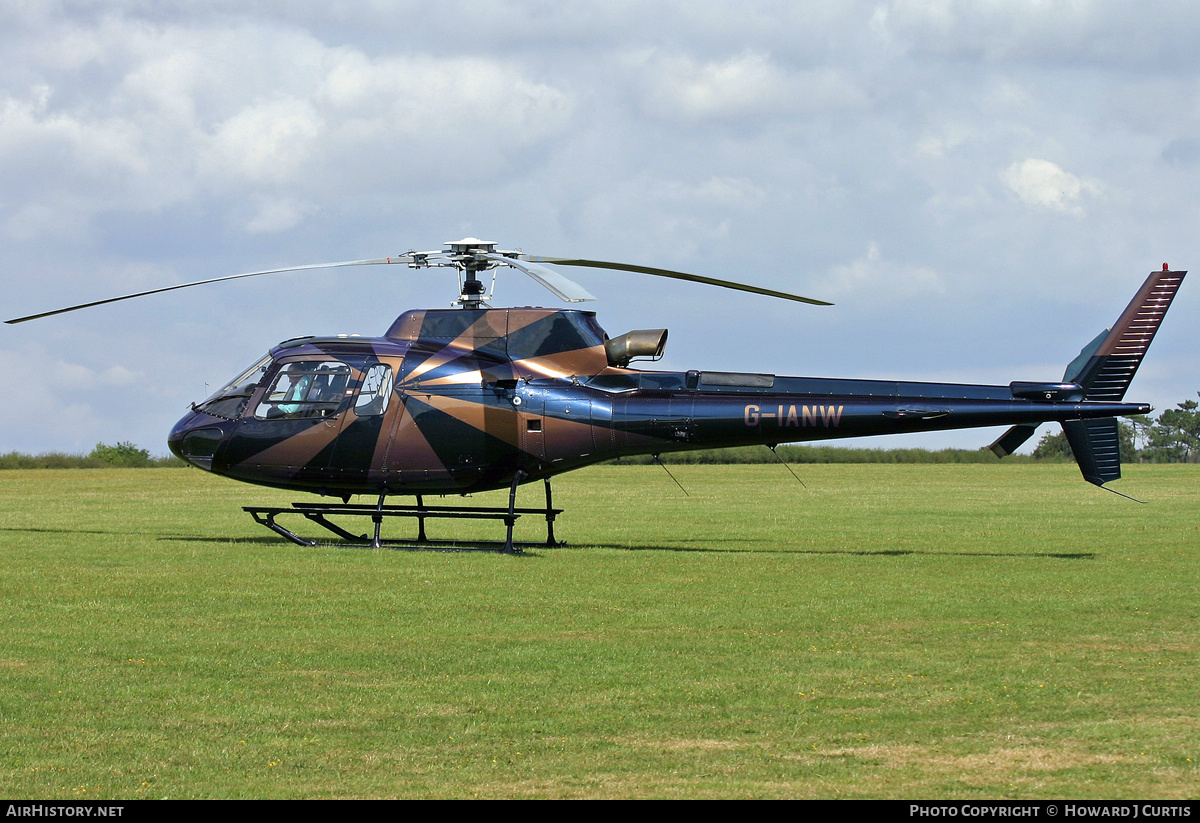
88;441;151;467
1032;429;1072;460
1141;395;1200;463
1126;414;1155;453
1118;420;1138;462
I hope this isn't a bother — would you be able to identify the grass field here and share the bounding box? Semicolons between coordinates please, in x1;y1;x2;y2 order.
0;463;1197;799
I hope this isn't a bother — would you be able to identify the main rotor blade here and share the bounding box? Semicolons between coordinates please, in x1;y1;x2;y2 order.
5;256;413;324
483;253;596;302
520;255;832;306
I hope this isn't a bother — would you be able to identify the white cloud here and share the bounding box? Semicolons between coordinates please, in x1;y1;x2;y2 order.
244;197;316;234
635;50;867;123
826;242;946;304
3;342;139;390
0;17;575;241
317;52;573;132
1001;158;1103;215
202;97;323;186
310;51;575;187
575;175;768;258
873;0;1200;68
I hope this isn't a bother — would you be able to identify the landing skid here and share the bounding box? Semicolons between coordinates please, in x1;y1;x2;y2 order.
242;474;563;553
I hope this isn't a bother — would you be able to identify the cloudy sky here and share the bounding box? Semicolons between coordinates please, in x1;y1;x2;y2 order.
2;0;1197;457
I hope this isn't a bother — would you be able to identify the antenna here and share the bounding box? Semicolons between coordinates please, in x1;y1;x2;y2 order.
652;454;690;497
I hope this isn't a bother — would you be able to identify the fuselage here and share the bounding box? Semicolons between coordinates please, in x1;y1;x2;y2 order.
169;307;1150;497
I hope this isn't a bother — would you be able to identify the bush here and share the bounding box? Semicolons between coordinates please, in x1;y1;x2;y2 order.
87;441;152;467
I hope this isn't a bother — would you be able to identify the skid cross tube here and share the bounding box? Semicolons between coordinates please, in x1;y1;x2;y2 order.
242;482;563;552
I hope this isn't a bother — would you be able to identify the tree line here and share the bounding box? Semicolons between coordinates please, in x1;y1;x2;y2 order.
0;441;183;470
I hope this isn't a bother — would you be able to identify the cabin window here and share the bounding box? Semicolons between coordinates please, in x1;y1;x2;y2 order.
354;364;394;416
255;361;351;419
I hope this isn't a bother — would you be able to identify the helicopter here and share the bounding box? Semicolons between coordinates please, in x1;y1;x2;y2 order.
7;238;1186;551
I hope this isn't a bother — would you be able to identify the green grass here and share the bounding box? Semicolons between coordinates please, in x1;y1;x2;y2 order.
0;464;1197;798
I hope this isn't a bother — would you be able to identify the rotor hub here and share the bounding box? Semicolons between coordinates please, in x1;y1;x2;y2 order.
445;237;497;256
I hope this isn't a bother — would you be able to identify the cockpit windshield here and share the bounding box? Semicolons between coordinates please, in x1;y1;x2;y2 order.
194;354;272;419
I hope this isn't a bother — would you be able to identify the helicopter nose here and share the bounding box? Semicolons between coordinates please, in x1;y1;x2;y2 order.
168;412;230;471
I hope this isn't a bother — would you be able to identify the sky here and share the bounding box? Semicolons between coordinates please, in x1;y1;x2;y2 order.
2;0;1197;457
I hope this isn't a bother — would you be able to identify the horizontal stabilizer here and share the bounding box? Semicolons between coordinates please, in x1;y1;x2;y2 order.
989;424;1039;457
1063;418;1121;486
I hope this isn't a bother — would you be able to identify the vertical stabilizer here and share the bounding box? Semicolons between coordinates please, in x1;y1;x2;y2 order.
1060;267;1185;491
1067;268;1186;400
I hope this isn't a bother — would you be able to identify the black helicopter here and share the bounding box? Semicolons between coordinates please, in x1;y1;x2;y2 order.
7;238;1185;551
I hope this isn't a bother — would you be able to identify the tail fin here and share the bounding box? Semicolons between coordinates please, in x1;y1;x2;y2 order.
1063;266;1185;487
1064;267;1186;400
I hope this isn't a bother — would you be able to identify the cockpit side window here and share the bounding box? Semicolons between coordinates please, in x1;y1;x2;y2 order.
195;354;273;419
255;361;352;420
353;363;394;416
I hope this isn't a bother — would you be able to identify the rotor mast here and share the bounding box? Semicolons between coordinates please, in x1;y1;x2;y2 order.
445;237;498;309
